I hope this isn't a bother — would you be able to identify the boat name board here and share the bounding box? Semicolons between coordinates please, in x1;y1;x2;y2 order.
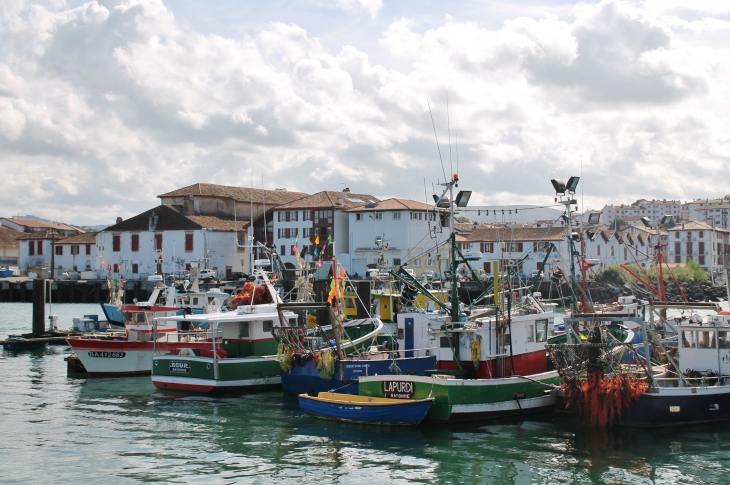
381;380;415;399
169;361;191;374
88;351;126;358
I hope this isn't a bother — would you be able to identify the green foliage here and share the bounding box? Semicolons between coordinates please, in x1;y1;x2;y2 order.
596;261;708;284
455;216;470;223
595;264;626;284
610;218;627;230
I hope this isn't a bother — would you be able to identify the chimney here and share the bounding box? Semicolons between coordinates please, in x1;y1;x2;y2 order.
343;188;350;193
149;212;158;231
116;217;123;224
183;197;194;215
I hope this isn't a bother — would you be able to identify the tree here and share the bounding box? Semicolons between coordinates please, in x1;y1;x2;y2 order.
455;216;470;223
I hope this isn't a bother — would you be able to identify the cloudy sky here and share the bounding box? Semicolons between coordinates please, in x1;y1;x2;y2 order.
1;0;729;225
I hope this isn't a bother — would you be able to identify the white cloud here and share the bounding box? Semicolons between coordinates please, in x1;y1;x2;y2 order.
330;0;383;18
0;0;728;224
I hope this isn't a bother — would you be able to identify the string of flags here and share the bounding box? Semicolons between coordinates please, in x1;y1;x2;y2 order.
292;233;334;268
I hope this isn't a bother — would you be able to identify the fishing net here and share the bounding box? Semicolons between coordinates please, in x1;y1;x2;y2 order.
316;350;336;380
229;282;273;308
546;325;649;427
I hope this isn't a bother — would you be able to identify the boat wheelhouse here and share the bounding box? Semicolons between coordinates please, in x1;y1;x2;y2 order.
151;303;298;393
66;305;211;376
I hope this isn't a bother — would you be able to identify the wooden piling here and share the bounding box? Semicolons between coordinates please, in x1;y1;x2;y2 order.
32;279;45;336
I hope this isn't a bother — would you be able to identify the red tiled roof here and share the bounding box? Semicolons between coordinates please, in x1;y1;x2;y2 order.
158;183;308;205
275;191;380;210
468;227;566;242
15;230;67;241
0;226;21;245
0;217;83;233
343;198;443;212
55;233;98;245
104;205;249;233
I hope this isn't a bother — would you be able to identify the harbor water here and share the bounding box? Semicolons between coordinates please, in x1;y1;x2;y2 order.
2;302;730;484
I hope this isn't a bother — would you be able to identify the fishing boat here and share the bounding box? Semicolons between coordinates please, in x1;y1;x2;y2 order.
357;174;562;423
150;277;298;393
66;304;210;376
274;292;437;396
298;392;434;426
2;335;49;351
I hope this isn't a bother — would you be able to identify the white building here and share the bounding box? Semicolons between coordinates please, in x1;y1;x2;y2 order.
345;198;451;276
467;227;566;277
96;205;249;280
52;233;99;276
271;189;380;271
0;226;20;268
592;199;682;226
666;221;730;274
17;231;57;276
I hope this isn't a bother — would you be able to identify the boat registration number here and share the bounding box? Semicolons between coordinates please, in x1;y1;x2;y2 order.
169;361;191;373
88;351;126;358
382;380;415;399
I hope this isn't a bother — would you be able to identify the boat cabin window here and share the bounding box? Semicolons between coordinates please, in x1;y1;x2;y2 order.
262;320;273;332
719;331;730;349
536;320;548;342
344;298;356;310
192;297;199;305
683;330;716;348
698;330;715;348
397;328;404;340
138;313;147;324
289;318;298;327
239;321;250;338
526;325;534;343
682;330;693;347
440;336;450;348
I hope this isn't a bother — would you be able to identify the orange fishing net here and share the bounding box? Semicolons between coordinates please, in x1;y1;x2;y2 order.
229;282;273;308
562;372;648;427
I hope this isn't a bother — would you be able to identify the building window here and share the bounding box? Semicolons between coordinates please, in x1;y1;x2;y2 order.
675;232;680;239
393;213;401;220
37;241;43;255
29;242;35;256
393;258;401;266
610;246;615;257
155;234;162;251
86;244;91;255
131;234;139;252
291;211;298;221
280;245;286;256
71;245;79;255
314;210;333;224
113;263;120;273
505;242;523;252
411;213;417;220
303;211;311;221
375;213;382;220
185;233;194;252
303;228;311;238
356;214;362;221
699;231;704;238
483;262;491;273
597;245;601;256
132;264;139;274
480;243;494;253
113;235;121;252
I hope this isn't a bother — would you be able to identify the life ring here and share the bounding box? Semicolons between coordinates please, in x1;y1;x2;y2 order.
471;339;481;364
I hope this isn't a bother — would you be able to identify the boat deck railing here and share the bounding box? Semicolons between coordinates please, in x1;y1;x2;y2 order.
652;375;730;389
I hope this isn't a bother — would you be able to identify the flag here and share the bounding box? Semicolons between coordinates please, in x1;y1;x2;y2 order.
327;277;336;303
292;245;298;254
315;235;320;245
314;246;319;257
327;234;332;245
301;246;308;258
317;258;322;267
